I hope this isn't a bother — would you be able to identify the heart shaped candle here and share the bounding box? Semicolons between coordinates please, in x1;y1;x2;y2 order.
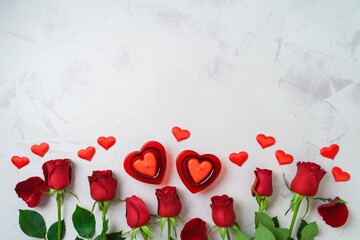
176;150;221;193
124;141;167;184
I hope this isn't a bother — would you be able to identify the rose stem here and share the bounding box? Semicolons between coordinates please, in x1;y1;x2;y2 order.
289;199;302;236
102;203;107;240
57;194;61;240
259;199;265;213
226;228;231;240
168;218;171;240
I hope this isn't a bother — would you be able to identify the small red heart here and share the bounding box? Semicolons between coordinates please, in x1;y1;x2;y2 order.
320;144;339;160
11;156;30;169
332;167;350;182
256;134;276;149
78;146;96;161
229;152;248;167
31;143;49;157
275;150;293;165
172;127;190;141
97;136;116;150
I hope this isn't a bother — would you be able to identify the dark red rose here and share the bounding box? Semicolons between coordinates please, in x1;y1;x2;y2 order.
181;218;208;240
155;186;182;217
15;177;49;207
290;162;326;197
318;197;348;228
88;170;117;202
251;168;273;197
42;159;72;190
125;195;150;228
210;195;236;227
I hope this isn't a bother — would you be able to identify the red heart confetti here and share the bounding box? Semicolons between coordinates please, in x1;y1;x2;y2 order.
320;144;339;160
11;156;30;169
332;167;350;182
256;134;276;149
78;146;96;161
172;126;190;142
97;136;116;150
275;150;293;165
31;143;49;157
229;152;248;167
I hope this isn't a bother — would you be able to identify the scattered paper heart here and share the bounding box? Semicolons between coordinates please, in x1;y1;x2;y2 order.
97;136;116;150
31;143;49;157
332;167;350;182
275;150;293;165
78;146;96;161
256;134;276;149
320;144;339;160
11;156;30;169
172;126;190;141
229;152;248;167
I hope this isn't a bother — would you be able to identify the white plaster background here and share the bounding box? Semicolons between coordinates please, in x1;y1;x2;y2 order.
0;0;359;239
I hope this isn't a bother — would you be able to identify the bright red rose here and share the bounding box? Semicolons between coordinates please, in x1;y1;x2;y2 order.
155;186;182;217
15;177;49;207
88;170;117;202
210;195;236;227
251;168;273;197
318;197;348;228
42;159;72;190
181;218;208;240
125;195;150;228
290;162;326;197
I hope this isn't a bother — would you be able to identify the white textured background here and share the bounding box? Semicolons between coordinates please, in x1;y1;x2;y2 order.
1;0;359;239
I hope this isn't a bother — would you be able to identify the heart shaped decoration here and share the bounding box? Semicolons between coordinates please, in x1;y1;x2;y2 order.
275;150;293;165
97;136;116;150
172;126;190;141
320;144;339;160
176;150;221;193
11;156;30;169
256;134;276;149
78;146;96;161
332;167;350;182
31;143;49;157
124;141;167;184
229;152;248;167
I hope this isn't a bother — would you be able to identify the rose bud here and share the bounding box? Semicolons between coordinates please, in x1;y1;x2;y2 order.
251;168;273;197
42;159;72;190
15;177;49;207
318;197;349;228
155;186;182;217
88;170;117;202
181;218;208;240
210;195;236;227
290;162;326;197
125;195;150;228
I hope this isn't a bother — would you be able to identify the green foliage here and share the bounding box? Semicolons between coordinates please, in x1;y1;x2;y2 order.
254;212;290;240
106;231;126;240
47;220;65;240
297;219;308;240
219;227;227;240
254;224;275;240
72;205;96;238
18;209;46;238
300;222;318;240
231;223;250;240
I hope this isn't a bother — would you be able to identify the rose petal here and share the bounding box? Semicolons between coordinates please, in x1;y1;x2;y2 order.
181;218;208;240
318;197;349;228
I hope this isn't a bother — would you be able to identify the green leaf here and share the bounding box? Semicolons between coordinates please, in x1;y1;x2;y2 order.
169;217;177;238
94;235;102;240
131;228;140;240
47;220;66;240
140;228;148;240
231;225;250;240
297;219;308;240
310;197;347;204
72;205;96;238
141;226;156;238
18;209;46;238
254;224;275;240
75;237;84;240
160;217;167;234
283;173;293;192
101;219;109;238
107;231;126;240
208;225;218;233
300;222;318;240
219;227;227;240
272;217;279;228
254;213;290;240
264;196;271;212
286;193;303;215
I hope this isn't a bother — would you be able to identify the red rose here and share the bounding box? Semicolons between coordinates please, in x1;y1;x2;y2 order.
88;170;117;202
318;197;348;228
125;195;150;228
210;195;236;227
290;162;326;197
155;186;182;217
251;168;273;197
15;177;49;207
180;218;208;240
42;159;72;190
